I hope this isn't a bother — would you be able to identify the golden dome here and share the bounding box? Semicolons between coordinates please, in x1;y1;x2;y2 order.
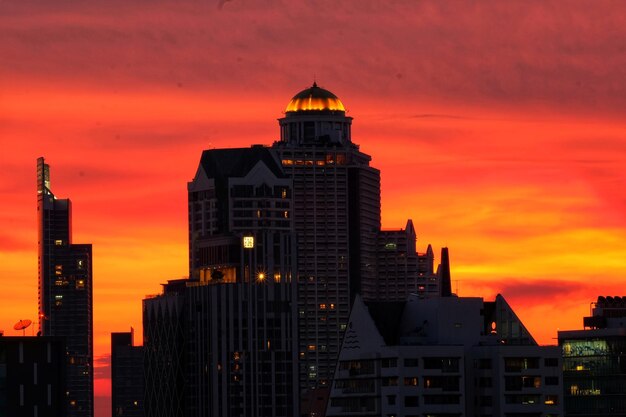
285;82;345;113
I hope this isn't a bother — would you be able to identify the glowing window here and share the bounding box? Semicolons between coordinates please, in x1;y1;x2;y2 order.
243;236;254;249
54;240;63;246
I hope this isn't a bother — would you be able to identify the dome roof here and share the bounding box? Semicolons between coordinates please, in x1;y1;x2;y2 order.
285;82;345;113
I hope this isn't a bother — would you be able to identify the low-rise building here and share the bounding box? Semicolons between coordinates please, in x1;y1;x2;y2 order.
327;294;562;417
558;296;626;416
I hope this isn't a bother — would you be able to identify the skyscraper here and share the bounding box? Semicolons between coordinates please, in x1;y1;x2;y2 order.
272;84;444;407
37;157;93;417
144;147;299;417
272;83;382;397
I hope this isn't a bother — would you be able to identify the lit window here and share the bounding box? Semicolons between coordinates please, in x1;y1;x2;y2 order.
55;240;63;246
281;189;287;198
330;303;335;310
308;345;316;351
243;236;254;249
284;210;289;218
319;303;327;310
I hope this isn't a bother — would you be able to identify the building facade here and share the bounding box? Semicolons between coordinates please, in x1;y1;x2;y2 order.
559;296;626;416
327;294;563;417
0;336;67;417
144;147;298;417
37;157;93;417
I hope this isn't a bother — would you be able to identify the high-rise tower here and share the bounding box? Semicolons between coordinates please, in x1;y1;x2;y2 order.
144;147;299;417
272;83;381;398
37;157;93;417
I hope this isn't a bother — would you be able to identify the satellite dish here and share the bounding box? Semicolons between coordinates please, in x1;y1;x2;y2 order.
14;319;32;335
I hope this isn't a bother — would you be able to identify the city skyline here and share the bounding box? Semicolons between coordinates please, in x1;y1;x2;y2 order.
2;1;626;416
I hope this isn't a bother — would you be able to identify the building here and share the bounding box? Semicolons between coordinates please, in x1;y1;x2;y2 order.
0;336;66;417
272;83;445;404
37;157;93;417
327;294;563;417
111;329;144;416
558;296;626;416
375;220;442;301
144;147;298;417
142;84;449;417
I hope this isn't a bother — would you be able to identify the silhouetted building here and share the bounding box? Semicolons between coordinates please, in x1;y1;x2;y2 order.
0;336;66;417
143;84;451;417
375;221;440;301
144;147;298;417
272;84;445;407
111;329;144;416
327;294;562;417
37;157;93;417
559;296;626;416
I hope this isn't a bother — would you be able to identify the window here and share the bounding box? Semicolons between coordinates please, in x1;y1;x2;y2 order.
545;376;559;385
403;377;418;386
544;358;559;367
424;357;460;372
544;395;558;405
387;395;396;405
404;396;419;407
381;358;397;368
381;377;398;386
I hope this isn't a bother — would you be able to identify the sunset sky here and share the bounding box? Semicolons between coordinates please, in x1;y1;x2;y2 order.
2;1;626;415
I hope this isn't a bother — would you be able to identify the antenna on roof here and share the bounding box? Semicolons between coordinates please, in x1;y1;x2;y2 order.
13;319;32;336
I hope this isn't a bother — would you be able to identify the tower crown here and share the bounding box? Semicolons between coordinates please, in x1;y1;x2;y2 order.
285;82;345;114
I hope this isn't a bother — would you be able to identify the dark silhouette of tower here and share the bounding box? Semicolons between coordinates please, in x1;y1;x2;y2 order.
272;83;381;401
37;157;93;417
440;247;452;296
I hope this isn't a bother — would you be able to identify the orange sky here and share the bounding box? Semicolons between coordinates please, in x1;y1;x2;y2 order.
2;1;626;415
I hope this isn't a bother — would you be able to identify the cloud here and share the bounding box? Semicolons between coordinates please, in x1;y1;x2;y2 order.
94;354;111;380
2;1;626;115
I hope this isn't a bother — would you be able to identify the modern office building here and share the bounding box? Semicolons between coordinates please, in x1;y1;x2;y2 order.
37;157;93;417
111;329;144;417
327;294;563;417
143;147;298;417
558;296;626;416
272;84;445;404
0;336;67;417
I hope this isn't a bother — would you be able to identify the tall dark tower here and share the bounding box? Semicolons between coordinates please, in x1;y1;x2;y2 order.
37;157;93;417
272;83;381;404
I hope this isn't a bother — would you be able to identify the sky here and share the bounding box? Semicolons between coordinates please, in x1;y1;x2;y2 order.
1;1;626;415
